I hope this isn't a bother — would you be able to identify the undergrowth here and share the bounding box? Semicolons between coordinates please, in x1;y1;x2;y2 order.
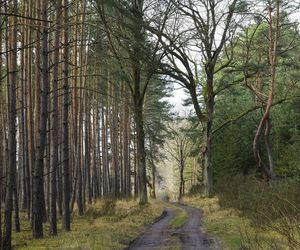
217;175;300;249
184;175;300;249
12;198;164;250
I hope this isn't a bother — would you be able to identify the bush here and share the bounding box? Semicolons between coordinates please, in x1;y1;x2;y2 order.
101;198;117;216
189;184;203;195
85;198;117;221
158;192;170;202
216;175;300;249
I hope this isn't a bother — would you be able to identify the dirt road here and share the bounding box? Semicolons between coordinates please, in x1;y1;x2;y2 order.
126;203;220;250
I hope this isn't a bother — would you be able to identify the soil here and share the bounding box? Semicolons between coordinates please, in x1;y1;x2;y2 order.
126;203;221;250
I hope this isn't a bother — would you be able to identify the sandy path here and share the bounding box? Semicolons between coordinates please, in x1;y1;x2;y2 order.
174;203;220;250
126;207;179;250
126;203;220;250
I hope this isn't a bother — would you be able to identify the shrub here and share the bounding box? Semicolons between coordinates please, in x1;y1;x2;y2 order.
85;198;117;221
189;184;203;195
158;192;170;202
101;198;117;216
216;175;300;249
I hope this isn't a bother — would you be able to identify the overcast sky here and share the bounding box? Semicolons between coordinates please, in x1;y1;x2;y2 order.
165;3;300;115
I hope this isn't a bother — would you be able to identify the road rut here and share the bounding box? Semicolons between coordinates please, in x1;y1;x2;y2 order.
126;203;220;250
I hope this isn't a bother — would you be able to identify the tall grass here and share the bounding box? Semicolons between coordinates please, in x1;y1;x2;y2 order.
216;175;300;249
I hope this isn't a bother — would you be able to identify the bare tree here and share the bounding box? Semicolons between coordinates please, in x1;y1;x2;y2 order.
252;0;280;180
154;0;240;197
165;120;192;200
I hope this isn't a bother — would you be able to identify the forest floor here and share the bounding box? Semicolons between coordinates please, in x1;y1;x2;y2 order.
12;199;164;250
12;196;291;249
182;196;298;250
182;196;246;249
12;199;221;250
127;203;220;250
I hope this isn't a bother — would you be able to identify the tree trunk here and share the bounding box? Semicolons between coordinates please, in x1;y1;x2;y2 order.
32;0;49;238
26;0;34;221
179;155;184;200
62;0;71;232
133;127;138;198
13;184;20;232
0;8;3;245
122;84;131;197
101;98;108;195
85;97;92;204
92;97;99;198
134;104;147;204
3;0;18;247
202;73;214;198
49;0;62;235
149;141;156;199
252;2;279;180
132;0;148;205
20;1;28;211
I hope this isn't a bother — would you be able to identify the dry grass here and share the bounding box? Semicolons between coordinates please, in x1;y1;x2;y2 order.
183;196;245;249
12;198;164;250
183;194;300;250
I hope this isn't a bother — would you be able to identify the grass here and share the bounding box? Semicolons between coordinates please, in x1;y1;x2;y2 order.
183;195;300;250
167;204;188;229
162;202;189;229
12;199;164;250
183;196;245;249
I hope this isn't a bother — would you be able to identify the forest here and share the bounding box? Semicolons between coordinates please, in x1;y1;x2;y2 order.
1;0;300;249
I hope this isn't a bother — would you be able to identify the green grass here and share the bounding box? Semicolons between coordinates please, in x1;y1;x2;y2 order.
183;196;245;249
12;199;164;250
183;196;299;250
164;203;188;229
170;209;188;229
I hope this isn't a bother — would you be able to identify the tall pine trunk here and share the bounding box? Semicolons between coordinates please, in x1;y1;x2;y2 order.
32;0;49;238
49;0;62;235
132;0;147;205
62;0;71;231
3;0;18;247
134;103;147;204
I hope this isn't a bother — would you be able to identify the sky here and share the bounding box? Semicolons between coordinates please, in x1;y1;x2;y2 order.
159;1;300;195
164;84;195;117
164;2;300;115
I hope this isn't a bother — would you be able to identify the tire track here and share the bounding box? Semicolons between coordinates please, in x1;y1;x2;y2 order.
126;203;220;250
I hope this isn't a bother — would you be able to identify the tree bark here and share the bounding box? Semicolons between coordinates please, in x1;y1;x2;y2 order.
3;0;18;247
0;6;3;245
101;97;108;195
122;84;131;196
26;0;34;221
252;1;279;180
132;0;148;205
49;0;62;235
32;0;49;238
203;72;214;198
62;0;71;232
134;104;147;204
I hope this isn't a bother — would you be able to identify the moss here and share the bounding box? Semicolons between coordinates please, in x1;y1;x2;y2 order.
169;208;188;229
